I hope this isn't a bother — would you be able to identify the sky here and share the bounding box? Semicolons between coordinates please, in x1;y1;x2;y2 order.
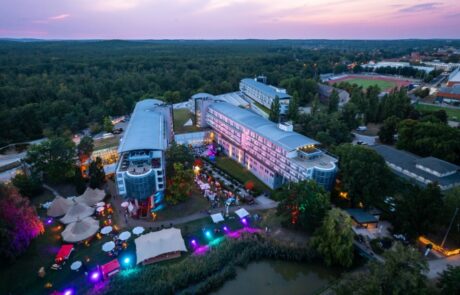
1;0;460;39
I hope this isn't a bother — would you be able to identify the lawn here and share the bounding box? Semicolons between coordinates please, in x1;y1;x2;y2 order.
0;191;131;295
415;103;460;121
155;188;209;221
173;108;201;134
252;100;270;115
214;156;271;194
345;78;396;90
93;136;120;150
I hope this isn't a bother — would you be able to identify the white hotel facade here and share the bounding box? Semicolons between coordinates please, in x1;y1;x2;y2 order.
239;78;291;114
204;102;337;190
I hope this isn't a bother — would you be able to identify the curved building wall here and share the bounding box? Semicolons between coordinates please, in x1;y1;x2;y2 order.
312;167;337;190
124;170;157;200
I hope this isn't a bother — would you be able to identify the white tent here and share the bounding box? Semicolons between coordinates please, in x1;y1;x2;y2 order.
235;208;249;218
47;196;73;217
135;228;187;265
60;202;95;224
61;217;100;242
211;213;224;224
75;188;105;206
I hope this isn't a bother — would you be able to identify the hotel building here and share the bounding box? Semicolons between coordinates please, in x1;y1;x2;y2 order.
203;101;337;190
239;78;291;114
115;99;173;217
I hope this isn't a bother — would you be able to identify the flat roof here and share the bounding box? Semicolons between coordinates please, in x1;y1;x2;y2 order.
241;78;291;100
118;99;167;153
345;209;378;224
209;102;318;151
439;85;460;95
449;67;460;83
416;157;459;174
371;145;460;187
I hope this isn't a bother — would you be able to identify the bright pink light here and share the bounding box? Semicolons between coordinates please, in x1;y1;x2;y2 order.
193;245;209;255
90;271;100;282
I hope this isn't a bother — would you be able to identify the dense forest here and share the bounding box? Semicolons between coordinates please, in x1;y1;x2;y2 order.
1;39;460;146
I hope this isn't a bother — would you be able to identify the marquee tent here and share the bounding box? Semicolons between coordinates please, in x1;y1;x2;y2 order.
61;217;100;243
235;208;249;218
47;196;73;217
75;188;105;206
60;202;95;224
211;213;224;223
135;228;187;265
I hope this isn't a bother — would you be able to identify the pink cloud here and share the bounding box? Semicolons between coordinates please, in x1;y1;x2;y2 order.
49;14;70;21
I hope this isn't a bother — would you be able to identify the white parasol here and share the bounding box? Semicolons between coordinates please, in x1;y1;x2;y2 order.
70;261;82;271
101;226;113;235
102;241;115;252
119;231;131;241
132;227;145;235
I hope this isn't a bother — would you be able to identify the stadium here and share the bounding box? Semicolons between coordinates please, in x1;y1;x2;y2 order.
324;74;414;92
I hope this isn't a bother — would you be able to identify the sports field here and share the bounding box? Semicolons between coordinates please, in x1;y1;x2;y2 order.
345;78;396;90
329;74;412;91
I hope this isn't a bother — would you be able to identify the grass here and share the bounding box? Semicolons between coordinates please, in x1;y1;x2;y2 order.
252;100;270;115
93;136;120;150
345;78;396;90
214;156;271;194
415;103;460;121
173;108;201;134
0;191;131;295
155;188;209;221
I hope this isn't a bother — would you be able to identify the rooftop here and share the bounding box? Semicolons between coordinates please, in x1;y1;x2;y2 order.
345;209;378;224
449;67;460;83
438;85;460;95
415;157;459;174
240;78;291;100
209;102;318;151
371;145;460;187
118;99;167;153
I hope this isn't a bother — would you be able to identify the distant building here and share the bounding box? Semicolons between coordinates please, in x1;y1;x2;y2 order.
363;61;435;74
447;67;460;87
318;84;350;106
116;99;173;217
204;101;337;190
436;85;460;104
422;61;460;71
371;145;460;190
239;78;291;114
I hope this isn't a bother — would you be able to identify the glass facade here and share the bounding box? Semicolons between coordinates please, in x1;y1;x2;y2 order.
124;170;157;200
312;169;336;190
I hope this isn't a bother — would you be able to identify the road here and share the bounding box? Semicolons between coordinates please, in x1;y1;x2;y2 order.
427;255;460;279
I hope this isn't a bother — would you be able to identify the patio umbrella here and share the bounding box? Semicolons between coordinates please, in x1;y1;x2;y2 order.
102;241;115;252
60;202;95;224
132;227;145;235
119;231;131;241
70;261;82;271
96;202;105;207
96;207;105;213
47;196;73;217
121;202;129;208
101;226;113;235
75;188;105;206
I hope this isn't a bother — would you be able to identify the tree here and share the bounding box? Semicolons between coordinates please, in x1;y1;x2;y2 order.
378;115;400;144
287;91;300;122
327;90;339;113
0;185;44;262
300;112;352;147
269;96;280;123
77;136;94;159
393;183;443;239
274;180;330;231
25;137;76;183
438;265;460;295
103;116;113;133
11;173;43;198
166;163;194;205
335;243;428;295
311;94;320;116
73;166;87;195
88;157;106;189
335;144;393;208
312;208;354;267
165;142;194;176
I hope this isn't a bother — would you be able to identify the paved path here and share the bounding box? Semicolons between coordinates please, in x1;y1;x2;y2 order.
427;255;460;279
43;183;62;197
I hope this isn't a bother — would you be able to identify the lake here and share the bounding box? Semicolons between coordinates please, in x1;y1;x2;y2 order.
212;260;337;295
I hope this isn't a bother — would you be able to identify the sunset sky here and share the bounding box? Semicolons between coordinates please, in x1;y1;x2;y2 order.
1;0;460;39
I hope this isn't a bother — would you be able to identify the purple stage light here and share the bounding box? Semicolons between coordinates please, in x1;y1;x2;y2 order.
191;239;197;245
90;271;100;282
241;218;247;224
64;289;74;295
46;218;53;224
223;226;228;231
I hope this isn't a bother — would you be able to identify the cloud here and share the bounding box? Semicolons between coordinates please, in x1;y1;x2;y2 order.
399;2;442;13
49;14;70;21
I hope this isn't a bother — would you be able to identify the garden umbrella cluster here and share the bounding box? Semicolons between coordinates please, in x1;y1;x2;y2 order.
47;196;73;217
60;202;95;224
75;188;106;207
61;217;100;243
